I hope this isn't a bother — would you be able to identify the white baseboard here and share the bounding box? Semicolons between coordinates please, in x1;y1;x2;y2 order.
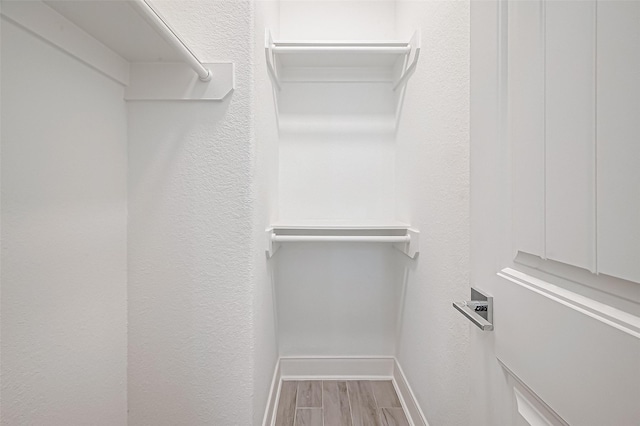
261;360;281;426
392;360;429;426
280;356;395;380
262;356;429;426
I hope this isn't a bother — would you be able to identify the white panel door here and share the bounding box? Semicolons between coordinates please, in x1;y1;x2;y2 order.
545;0;596;272
469;1;640;425
509;0;545;259
596;1;640;283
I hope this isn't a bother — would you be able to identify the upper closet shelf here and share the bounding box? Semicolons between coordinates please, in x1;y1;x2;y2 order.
2;0;233;100
265;29;420;90
266;221;419;259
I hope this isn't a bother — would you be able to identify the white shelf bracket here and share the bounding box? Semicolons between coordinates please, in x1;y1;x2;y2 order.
266;228;280;258
393;30;421;91
394;228;420;258
265;29;281;91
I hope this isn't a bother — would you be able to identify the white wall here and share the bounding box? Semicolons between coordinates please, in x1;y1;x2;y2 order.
1;18;128;425
253;1;281;424
127;1;278;424
275;244;403;356
277;1;397;223
279;0;396;40
395;2;471;426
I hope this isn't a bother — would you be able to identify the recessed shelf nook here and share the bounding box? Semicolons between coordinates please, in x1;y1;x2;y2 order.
266;222;419;258
265;29;420;90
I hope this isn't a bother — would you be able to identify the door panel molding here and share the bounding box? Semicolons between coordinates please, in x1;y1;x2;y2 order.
509;0;640;282
509;0;545;259
494;269;640;425
499;267;640;338
544;0;597;272
596;0;640;283
514;251;640;315
498;360;568;426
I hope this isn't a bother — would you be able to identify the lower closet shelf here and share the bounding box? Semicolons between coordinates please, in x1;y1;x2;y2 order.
265;223;419;258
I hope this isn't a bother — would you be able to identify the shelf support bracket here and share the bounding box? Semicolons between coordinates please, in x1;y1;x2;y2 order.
394;228;420;258
265;29;281;91
393;30;421;91
266;228;280;258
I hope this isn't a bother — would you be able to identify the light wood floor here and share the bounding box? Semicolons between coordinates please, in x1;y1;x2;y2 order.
274;380;410;426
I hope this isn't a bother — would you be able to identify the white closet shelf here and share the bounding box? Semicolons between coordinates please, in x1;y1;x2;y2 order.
266;222;419;258
2;0;233;100
265;29;420;89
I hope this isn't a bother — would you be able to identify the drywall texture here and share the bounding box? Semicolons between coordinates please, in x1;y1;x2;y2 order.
1;19;128;425
395;2;471;426
128;1;277;424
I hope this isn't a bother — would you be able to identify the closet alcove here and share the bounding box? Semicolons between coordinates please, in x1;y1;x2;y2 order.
263;25;422;360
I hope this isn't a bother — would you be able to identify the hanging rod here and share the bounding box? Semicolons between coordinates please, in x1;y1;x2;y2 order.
271;235;411;243
271;46;411;54
265;226;420;258
129;0;211;82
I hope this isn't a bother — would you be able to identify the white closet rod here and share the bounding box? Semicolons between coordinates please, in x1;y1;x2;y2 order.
271;235;411;243
271;46;411;53
129;0;212;82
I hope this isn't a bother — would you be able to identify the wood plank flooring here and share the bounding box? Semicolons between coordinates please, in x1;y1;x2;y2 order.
274;380;410;426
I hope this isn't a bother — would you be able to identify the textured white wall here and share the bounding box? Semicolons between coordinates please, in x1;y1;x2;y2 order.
253;1;280;424
1;18;128;425
128;1;278;424
395;2;471;425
